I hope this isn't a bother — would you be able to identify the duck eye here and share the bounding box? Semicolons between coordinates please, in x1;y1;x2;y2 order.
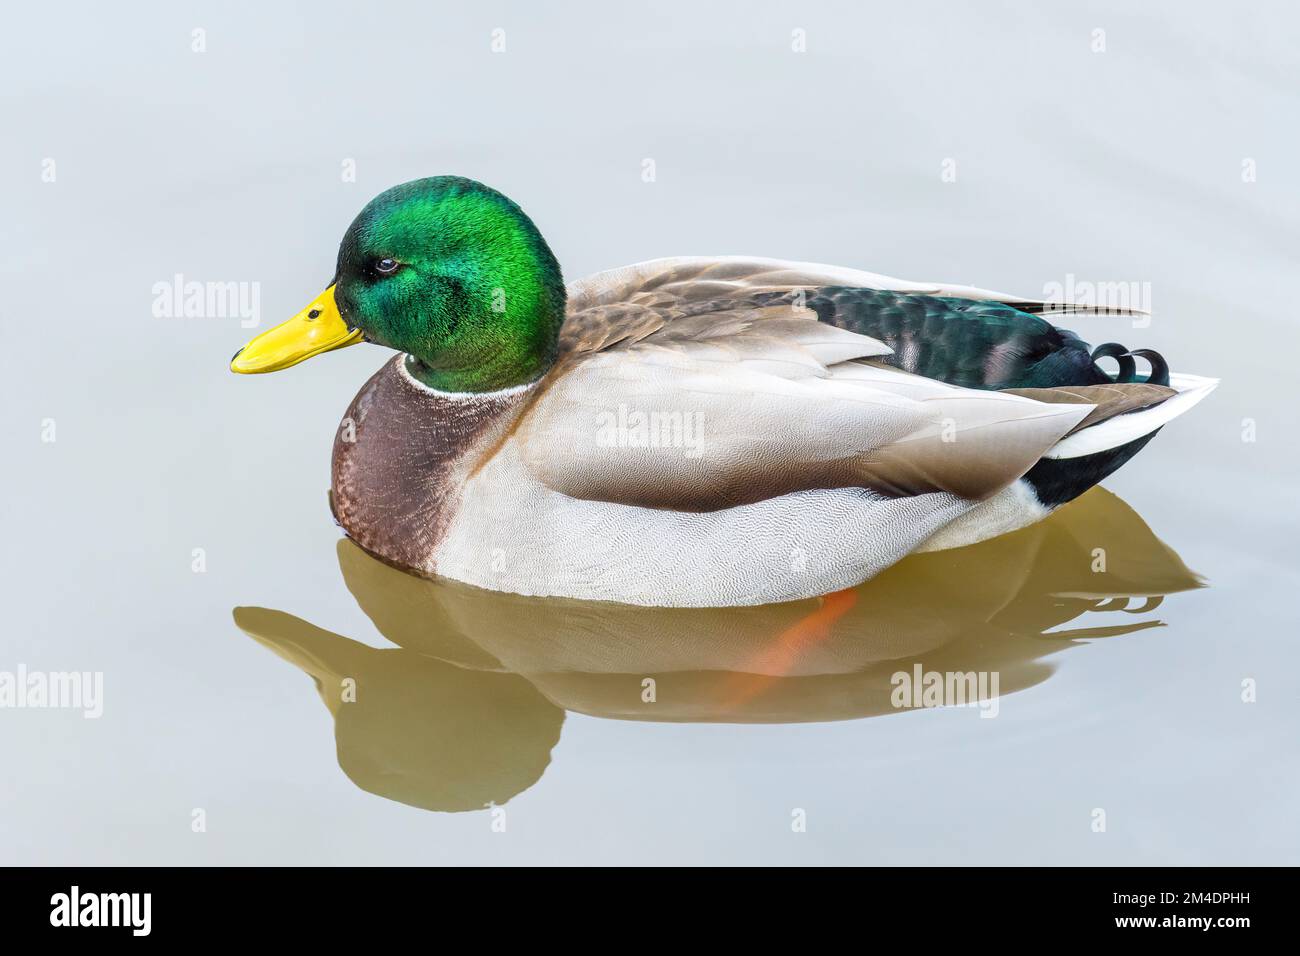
373;257;400;275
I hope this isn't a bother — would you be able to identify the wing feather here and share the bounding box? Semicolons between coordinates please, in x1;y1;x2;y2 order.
1001;382;1176;433
528;256;1104;510
524;321;1091;509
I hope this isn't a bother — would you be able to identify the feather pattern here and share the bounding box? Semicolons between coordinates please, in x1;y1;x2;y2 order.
1001;382;1176;433
519;320;1092;508
562;256;1137;389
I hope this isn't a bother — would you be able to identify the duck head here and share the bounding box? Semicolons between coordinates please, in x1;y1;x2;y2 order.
231;176;567;392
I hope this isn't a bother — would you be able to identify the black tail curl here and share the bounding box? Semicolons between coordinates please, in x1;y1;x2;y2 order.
1090;342;1170;386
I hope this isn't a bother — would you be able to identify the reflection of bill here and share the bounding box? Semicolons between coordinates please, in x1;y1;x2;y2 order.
233;487;1202;813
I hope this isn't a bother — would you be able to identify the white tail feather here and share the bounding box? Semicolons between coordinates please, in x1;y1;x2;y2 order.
1044;373;1219;459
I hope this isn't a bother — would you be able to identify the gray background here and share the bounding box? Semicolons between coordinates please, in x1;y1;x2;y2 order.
2;0;1297;863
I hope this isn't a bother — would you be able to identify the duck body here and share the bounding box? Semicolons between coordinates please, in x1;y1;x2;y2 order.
234;179;1216;608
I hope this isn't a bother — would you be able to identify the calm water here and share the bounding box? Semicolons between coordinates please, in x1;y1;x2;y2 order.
3;1;1297;864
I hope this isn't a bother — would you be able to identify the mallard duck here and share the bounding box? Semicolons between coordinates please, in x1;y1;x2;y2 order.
231;176;1216;608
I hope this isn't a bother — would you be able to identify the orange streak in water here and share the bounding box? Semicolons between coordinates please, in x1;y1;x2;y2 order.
718;588;859;711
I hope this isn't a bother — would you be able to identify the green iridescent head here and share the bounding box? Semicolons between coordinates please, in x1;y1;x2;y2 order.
333;177;566;392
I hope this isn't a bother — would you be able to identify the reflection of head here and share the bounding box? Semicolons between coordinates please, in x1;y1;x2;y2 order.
233;608;563;813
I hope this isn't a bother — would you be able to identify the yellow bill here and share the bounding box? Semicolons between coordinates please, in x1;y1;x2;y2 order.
230;284;362;373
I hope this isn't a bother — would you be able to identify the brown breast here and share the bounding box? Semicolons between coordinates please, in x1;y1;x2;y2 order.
330;356;532;573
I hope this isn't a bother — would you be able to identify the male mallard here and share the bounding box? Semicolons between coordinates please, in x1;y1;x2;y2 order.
231;176;1216;608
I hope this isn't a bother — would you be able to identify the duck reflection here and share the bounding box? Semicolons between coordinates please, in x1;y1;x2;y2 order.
233;487;1202;812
